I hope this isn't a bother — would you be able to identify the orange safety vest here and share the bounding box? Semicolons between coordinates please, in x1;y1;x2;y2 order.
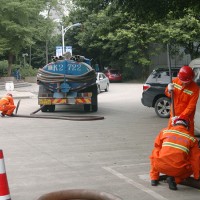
0;96;14;106
0;95;15;114
150;125;200;183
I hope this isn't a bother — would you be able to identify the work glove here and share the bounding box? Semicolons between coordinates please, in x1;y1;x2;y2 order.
168;83;174;92
171;116;178;126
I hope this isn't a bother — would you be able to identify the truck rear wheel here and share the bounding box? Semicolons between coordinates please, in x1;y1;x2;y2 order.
41;105;48;112
48;105;55;112
91;85;98;112
81;84;98;112
84;104;91;112
40;105;55;112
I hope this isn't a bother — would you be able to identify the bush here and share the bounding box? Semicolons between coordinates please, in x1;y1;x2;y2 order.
0;60;8;76
19;66;37;79
0;60;37;79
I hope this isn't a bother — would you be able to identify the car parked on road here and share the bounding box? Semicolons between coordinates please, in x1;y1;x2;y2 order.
141;67;180;118
96;72;109;94
104;69;122;82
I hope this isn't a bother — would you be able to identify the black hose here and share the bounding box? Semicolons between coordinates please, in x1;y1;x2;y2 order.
13;114;104;121
15;100;21;114
37;67;96;83
30;105;46;115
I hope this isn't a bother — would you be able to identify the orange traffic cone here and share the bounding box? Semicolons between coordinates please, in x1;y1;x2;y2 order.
0;150;11;200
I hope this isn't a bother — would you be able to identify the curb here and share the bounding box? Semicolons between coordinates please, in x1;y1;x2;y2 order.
0;82;32;90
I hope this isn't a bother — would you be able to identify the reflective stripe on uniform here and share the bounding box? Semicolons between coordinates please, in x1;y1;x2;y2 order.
173;83;193;95
183;89;193;95
174;83;182;90
162;141;189;154
163;129;196;142
0;98;9;102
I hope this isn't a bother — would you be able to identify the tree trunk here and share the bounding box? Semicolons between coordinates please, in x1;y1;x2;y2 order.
7;53;14;76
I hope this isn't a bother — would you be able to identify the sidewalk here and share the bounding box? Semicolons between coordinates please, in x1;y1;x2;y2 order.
0;82;39;99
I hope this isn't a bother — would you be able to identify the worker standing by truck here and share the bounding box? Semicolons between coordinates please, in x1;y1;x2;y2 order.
0;93;16;117
165;65;199;135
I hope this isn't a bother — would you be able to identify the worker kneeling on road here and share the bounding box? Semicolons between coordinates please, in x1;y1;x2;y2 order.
149;116;200;190
0;93;16;117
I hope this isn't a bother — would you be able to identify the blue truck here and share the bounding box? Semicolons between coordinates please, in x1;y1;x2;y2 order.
36;55;98;112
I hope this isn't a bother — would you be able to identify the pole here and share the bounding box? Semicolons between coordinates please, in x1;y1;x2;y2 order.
24;56;25;67
61;23;81;56
61;25;65;55
167;43;175;116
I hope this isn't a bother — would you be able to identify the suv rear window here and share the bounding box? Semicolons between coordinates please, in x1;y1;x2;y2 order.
146;69;178;84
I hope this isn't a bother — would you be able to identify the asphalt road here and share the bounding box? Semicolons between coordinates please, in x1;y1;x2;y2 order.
1;83;200;200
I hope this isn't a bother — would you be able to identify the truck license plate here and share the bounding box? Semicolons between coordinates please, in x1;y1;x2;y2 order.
39;99;51;105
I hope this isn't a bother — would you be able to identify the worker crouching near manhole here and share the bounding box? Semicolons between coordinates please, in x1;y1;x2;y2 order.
0;93;16;117
149;116;200;190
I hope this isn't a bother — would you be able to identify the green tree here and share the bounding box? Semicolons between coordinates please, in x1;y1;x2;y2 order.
0;0;47;76
153;9;200;60
56;0;200;81
110;0;199;22
66;0;156;79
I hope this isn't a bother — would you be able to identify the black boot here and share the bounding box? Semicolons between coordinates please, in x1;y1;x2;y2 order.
167;176;177;190
151;180;159;186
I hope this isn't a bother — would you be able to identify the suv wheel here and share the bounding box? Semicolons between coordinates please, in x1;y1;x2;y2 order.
155;97;171;118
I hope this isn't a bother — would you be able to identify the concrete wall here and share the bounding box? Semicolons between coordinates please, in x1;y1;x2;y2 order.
150;45;191;71
24;76;37;83
0;77;15;82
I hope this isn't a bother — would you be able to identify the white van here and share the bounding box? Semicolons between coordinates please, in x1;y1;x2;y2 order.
189;58;200;134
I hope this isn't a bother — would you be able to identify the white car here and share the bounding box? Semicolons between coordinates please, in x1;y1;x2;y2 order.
96;72;109;93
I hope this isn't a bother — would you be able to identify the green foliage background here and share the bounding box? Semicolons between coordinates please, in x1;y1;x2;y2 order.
1;0;200;81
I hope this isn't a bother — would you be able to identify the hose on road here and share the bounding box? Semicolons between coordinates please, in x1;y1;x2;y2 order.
37;189;122;200
13;114;104;121
14;99;104;121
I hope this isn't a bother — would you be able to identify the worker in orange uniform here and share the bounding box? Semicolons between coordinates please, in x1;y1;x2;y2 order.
165;65;199;135
150;116;200;190
0;93;16;117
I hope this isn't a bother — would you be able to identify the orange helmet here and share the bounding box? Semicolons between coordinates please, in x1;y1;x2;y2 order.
6;93;13;97
177;65;194;83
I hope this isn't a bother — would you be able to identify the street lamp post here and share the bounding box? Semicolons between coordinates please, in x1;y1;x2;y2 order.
22;53;28;67
61;23;81;55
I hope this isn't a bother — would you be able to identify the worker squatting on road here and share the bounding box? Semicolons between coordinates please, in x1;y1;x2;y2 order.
165;65;199;135
0;93;16;117
149;117;200;190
